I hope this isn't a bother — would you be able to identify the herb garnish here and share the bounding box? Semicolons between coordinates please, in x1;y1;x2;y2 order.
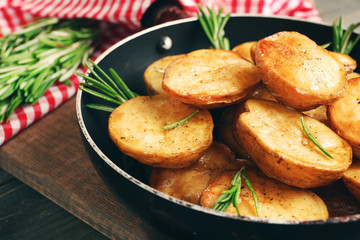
197;4;231;50
0;18;100;122
163;110;199;130
332;17;360;54
78;59;138;112
212;167;259;216
301;117;334;158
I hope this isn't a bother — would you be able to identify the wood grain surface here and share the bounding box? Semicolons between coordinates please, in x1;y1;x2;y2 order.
0;1;360;239
0;97;174;240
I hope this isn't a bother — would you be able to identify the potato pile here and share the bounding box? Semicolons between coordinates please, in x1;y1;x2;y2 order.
108;31;360;220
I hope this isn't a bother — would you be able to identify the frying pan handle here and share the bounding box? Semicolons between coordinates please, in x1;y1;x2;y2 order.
141;0;189;28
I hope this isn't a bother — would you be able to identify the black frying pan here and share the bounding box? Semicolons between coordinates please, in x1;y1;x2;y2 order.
76;15;360;240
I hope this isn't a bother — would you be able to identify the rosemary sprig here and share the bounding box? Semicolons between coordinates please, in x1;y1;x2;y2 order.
197;4;231;50
0;18;100;122
163;110;199;130
301;117;334;159
212;167;259;216
332;16;360;54
78;59;138;112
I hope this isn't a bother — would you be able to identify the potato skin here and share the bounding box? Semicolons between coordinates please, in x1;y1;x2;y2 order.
108;95;214;168
328;77;360;158
200;169;329;220
143;55;184;95
343;160;360;202
150;142;244;204
328;51;357;74
234;99;352;188
162;49;261;108
255;31;347;111
232;41;257;63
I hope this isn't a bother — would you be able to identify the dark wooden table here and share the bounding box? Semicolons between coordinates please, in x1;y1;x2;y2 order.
1;1;360;239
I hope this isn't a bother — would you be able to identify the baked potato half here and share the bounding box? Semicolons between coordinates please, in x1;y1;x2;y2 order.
234;99;352;188
215;106;250;159
150;142;244;204
162;49;261;108
328;77;360;158
143;55;184;95
108;94;214;168
232;41;257;63
343;160;360;202
328;51;357;74
254;31;347;111
200;169;329;220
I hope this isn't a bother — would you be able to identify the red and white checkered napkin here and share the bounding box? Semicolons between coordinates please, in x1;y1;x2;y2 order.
0;0;320;145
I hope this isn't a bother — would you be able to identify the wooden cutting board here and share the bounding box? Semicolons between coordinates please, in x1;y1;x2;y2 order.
0;97;176;240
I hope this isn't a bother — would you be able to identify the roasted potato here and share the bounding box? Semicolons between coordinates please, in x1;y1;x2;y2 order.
328;51;357;74
200;169;329;220
216;106;250;159
347;72;360;80
232;41;257;63
150;142;244;204
343;160;360;202
143;55;184;95
162;49;261;108
328;77;360;158
108;94;214;168
234;99;352;188
302;105;329;126
249;84;328;124
255;31;347;111
248;84;277;102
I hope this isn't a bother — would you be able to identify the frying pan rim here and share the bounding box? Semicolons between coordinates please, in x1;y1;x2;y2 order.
76;14;360;225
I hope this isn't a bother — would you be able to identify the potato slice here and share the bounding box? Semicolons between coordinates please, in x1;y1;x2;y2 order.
234;99;352;188
328;77;360;158
108;94;214;168
150;142;244;204
200;169;329;220
232;41;257;63
215;106;250;159
347;72;360;80
249;84;277;102
343;160;360;202
302;105;328;126
328;51;357;74
255;31;347;111
143;55;184;95
162;49;261;108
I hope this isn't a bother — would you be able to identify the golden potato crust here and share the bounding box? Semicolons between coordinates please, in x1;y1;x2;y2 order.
234;99;352;188
143;55;184;95
108;95;214;168
162;49;261;108
343;160;360;202
200;169;329;220
328;77;360;158
232;41;257;63
150;142;244;204
255;31;347;111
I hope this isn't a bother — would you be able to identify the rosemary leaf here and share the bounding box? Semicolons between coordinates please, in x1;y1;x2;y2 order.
85;103;116;112
162;110;199;130
197;4;231;50
241;170;259;216
300;117;334;159
211;167;259;217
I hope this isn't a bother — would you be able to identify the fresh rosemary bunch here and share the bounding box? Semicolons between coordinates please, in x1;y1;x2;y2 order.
301;117;334;159
212;167;259;216
0;18;100;122
332;16;360;54
197;4;231;50
78;59;138;112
